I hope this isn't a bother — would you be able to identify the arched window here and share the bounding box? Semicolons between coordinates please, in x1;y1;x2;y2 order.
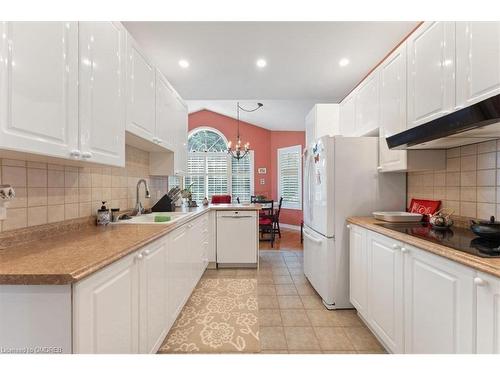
184;127;254;203
188;127;228;152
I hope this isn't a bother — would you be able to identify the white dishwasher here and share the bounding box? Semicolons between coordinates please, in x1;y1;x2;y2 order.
216;210;258;267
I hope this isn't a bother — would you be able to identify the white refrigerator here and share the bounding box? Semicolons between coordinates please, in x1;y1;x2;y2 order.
303;136;406;309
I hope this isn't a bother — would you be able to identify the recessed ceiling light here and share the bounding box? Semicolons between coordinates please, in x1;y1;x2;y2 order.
339;58;350;67
256;59;267;68
178;59;190;68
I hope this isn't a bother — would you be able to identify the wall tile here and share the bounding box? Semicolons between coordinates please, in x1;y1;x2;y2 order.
2;159;26;167
460;155;477;171
79;172;91;188
446;147;460;158
48;205;65;223
477;152;496;170
478;140;497;154
64;187;79;204
446;157;460;172
27;187;48;207
65;171;79;188
460;144;477;156
27;168;47;187
8;187;27;208
434;173;446;187
48;170;65;188
79;202;92;218
460;187;476;202
477;203;496;220
460;171;476;187
64;203;79;220
4;208;27;230
27;206;48;227
27;161;47;169
48;188;65;205
460;202;477;218
477;187;496;203
79;187;91;202
2;166;27;187
446;172;460;187
446;187;460;201
477;169;496;187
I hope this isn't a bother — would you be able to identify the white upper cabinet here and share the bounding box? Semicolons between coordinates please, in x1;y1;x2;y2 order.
407;22;455;128
79;22;126;167
0;22;79;159
404;244;474;353
379;42;408;172
475;271;500;353
155;70;176;151
354;70;380;136
456;22;500;108
339;92;356;136
126;34;156;142
305;104;340;144
173;95;188;175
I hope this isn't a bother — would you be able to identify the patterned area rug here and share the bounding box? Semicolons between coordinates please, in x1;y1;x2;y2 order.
158;278;260;353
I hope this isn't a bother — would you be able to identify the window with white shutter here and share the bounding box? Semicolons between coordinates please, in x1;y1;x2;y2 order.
277;145;302;210
186;128;254;203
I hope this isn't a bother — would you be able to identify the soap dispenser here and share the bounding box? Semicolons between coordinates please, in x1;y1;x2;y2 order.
97;201;111;226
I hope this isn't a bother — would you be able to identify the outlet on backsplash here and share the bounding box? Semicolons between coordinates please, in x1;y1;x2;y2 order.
407;140;500;220
0;145;171;232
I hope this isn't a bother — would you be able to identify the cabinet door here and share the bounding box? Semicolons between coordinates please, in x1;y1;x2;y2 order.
0;22;78;159
168;225;190;314
407;22;455;128
339;93;356;136
126;34;156;142
305;108;316;146
456;22;500;108
355;71;380;136
379;42;408;172
139;239;168;353
349;225;368;314
366;231;404;353
475;271;500;353
73;251;139;354
155;70;176;151
173;96;188;175
404;245;474;353
79;22;126;167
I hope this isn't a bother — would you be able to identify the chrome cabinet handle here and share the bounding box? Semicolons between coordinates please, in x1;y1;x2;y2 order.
136;253;143;260
70;149;81;158
81;151;92;159
346;224;351;229
392;244;400;250
143;249;150;256
400;247;408;253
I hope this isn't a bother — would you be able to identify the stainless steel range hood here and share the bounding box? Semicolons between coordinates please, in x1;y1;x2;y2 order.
387;94;500;150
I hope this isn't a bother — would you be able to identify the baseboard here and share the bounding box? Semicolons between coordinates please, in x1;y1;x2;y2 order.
279;223;301;231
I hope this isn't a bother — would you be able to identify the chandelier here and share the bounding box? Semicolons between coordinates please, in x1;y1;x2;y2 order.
227;102;263;160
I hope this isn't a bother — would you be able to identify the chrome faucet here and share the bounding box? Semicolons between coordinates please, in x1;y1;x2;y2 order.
132;179;151;216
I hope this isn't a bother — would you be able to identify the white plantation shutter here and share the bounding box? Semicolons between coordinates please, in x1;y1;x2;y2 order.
186;128;254;204
231;151;253;203
278;145;302;209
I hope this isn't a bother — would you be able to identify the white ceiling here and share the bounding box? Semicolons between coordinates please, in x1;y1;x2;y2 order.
123;21;418;130
187;100;318;131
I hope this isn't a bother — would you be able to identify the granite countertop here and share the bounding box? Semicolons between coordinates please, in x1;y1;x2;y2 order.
0;204;261;285
347;217;500;278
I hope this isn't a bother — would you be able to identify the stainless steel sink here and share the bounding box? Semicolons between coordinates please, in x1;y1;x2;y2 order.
117;212;190;225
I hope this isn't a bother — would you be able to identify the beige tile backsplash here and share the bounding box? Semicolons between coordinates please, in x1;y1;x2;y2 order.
407;140;500;220
0;145;170;232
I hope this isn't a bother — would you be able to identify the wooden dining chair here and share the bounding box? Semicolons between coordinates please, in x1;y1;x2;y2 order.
273;197;284;238
258;200;275;247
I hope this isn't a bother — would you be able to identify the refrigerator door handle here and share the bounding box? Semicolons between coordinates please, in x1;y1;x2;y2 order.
303;229;322;244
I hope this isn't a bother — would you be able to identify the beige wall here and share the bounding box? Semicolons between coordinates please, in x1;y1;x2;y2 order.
407;140;500;220
0;145;169;232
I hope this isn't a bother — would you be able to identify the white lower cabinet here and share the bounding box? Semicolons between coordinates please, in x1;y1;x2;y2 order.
348;224;368;314
139;238;169;354
73;213;209;353
366;232;404;353
349;224;500;354
404;244;474;354
475;271;500;353
73;251;139;354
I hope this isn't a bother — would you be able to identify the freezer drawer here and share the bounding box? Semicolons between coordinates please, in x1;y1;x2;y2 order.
216;211;258;266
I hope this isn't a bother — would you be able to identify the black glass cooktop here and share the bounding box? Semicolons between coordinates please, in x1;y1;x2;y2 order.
375;222;500;258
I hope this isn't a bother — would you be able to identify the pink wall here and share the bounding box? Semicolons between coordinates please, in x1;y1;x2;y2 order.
270;131;306;226
188;110;305;226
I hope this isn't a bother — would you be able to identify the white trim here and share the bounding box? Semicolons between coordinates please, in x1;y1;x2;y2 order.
277;144;303;210
279;223;301;231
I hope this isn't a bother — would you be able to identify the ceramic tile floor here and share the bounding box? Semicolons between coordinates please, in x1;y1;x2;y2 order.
202;249;387;354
